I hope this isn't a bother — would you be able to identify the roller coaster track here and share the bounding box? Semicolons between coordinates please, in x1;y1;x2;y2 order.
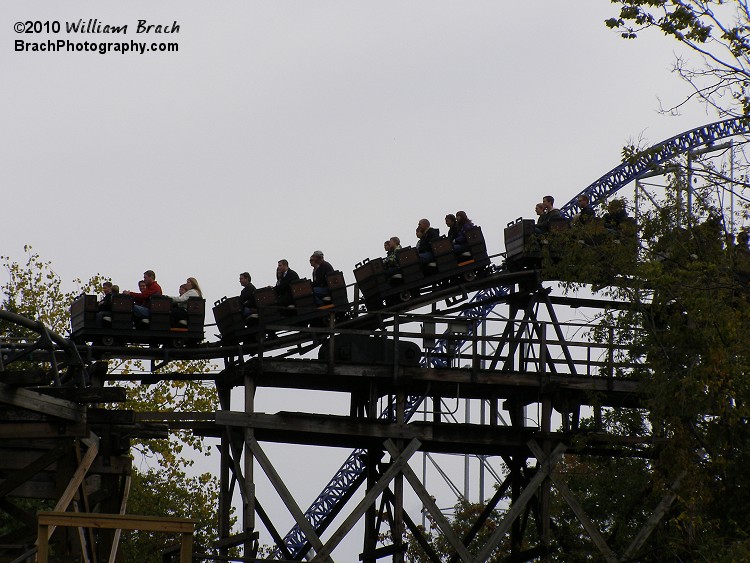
559;117;750;219
0;309;88;387
279;116;750;559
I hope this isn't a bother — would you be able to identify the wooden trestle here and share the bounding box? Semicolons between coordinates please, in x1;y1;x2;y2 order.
0;277;676;562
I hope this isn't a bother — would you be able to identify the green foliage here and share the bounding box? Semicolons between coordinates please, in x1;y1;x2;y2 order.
403;162;750;559
572;172;750;558
123;364;218;468
550;454;655;559
0;246;230;560
120;467;233;562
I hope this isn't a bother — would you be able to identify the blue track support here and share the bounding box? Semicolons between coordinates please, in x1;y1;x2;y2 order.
278;284;511;559
278;117;750;559
559;117;750;219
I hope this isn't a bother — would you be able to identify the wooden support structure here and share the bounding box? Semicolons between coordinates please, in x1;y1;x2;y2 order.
36;511;196;563
0;276;683;562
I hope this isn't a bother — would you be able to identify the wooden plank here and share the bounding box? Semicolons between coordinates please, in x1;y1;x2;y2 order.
86;409;135;425
38;511;196;533
216;411;533;451
0;452;128;475
241;359;643;406
37;510;195;563
0;421;86;439
621;472;684;560
33;387;127;404
43;437;100;540
108;474;132;563
0;382;85;422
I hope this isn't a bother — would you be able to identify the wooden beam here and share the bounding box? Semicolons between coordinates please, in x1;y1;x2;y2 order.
382;488;442;563
42;436;100;540
245;359;642;396
108;475;132;563
0;421;86;439
33;387;127;404
621;472;684;561
37;511;195;563
38;511;196;533
0;382;84;422
216;411;533;453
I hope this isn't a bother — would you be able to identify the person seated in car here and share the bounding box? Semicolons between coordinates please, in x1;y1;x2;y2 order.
383;236;402;276
416;218;439;264
535;195;565;234
274;259;300;307
238;272;257;318
445;214;459;241
95;281;118;326
123;270;163;319
572;194;596;227
310;250;334;305
170;277;203;324
452;210;476;254
602;198;630;232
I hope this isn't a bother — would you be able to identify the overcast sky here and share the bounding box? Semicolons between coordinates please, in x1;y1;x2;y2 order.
1;1;711;558
2;0;706;307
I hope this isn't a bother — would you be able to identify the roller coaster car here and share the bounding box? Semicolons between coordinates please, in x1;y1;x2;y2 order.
317;333;422;366
503;218;540;270
354;226;490;310
213;271;350;343
70;294;205;347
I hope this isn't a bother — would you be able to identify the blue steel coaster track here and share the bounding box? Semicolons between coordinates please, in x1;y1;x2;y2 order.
277;116;750;560
559;117;750;219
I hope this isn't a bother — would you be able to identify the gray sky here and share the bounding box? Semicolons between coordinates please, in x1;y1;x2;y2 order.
2;0;709;558
2;1;704;305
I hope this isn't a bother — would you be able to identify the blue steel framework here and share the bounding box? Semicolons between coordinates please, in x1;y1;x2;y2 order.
559;117;750;219
278;117;750;559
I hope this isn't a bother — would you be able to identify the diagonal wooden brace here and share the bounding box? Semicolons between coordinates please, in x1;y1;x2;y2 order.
384;439;474;562
312;438;421;562
528;441;618;563
473;441;566;563
245;435;331;562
